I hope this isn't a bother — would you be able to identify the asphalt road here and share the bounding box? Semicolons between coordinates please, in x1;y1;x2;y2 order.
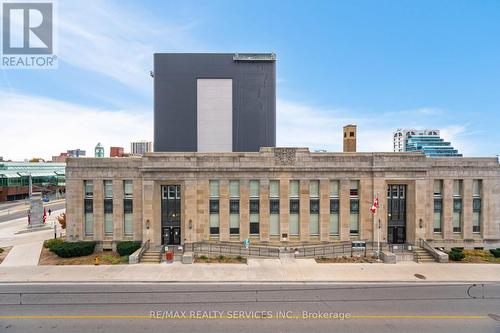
0;201;65;224
0;283;499;333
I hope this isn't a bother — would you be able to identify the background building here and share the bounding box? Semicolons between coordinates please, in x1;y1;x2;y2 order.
67;149;86;157
110;147;124;157
52;153;69;163
0;162;65;202
130;141;152;156
394;129;439;152
153;53;276;152
393;129;461;157
343;124;357;152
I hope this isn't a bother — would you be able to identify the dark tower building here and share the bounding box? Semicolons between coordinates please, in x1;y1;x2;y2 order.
153;53;276;152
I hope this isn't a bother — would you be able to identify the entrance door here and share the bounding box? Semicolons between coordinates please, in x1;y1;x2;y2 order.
163;226;181;245
387;184;406;244
161;185;181;245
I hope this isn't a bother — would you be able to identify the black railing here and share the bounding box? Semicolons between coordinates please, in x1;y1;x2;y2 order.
292;241;387;258
184;242;280;258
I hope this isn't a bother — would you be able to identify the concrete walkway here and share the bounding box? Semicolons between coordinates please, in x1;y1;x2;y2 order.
0;260;499;283
0;241;42;266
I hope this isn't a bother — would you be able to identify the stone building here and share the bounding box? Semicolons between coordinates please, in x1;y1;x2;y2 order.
65;148;500;250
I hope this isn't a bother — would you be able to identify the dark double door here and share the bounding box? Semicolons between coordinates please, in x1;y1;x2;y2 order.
161;185;181;245
387;184;406;244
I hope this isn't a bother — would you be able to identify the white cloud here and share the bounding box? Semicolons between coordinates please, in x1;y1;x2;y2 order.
57;0;202;94
0;92;152;161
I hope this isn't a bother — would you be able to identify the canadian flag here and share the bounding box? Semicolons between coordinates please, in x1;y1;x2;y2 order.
370;197;379;214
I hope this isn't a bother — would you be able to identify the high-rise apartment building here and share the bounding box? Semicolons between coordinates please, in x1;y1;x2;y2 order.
130;141;152;155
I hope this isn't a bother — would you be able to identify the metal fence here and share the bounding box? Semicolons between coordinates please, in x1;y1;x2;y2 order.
184;242;280;258
292;242;387;258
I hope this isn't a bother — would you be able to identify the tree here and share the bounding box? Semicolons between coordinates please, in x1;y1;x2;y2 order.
57;212;66;229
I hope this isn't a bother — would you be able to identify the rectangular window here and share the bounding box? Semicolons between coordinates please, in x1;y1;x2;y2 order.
473;198;481;233
230;199;239;234
330;181;339;236
229;180;240;198
309;180;319;198
453;180;462;197
104;198;113;236
84;180;93;198
250;199;259;235
209;180;220;198
330;180;339;197
123;198;133;236
269;180;280;236
349;180;359;197
473;180;481;197
84;198;93;236
209;180;220;235
433;198;442;233
124;180;133;198
249;180;260;198
433;180;442;196
433;182;443;234
269;180;279;198
249;180;260;235
349;199;359;235
104;180;113;199
310;179;319;236
289;180;300;236
453;198;462;233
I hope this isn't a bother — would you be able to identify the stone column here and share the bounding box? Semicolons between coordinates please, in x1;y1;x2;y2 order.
132;179;142;241
239;179;250;241
183;179;197;244
93;179;103;241
66;178;83;241
359;178;373;241
373;177;386;243
462;178;473;240
339;179;350;242
259;179;270;242
279;178;289;240
142;180;155;245
426;179;435;240
442;179;454;240
319;179;330;242
113;179;124;241
152;182;162;246
299;179;310;242
414;179;428;243
219;179;230;242
196;179;209;242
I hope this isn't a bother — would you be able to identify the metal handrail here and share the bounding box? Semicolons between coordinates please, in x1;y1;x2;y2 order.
137;239;150;262
419;238;440;260
185;242;280;258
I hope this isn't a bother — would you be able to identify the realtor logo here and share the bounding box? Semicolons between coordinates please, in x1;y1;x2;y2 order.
1;1;57;68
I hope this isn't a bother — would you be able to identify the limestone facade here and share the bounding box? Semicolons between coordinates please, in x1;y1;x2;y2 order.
65;148;500;249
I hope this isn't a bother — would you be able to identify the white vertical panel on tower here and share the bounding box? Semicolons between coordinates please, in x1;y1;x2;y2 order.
197;79;233;152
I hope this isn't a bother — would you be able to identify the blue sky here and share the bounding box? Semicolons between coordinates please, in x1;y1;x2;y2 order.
1;0;499;160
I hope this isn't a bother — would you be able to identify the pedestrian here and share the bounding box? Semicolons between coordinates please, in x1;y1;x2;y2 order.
48;208;52;216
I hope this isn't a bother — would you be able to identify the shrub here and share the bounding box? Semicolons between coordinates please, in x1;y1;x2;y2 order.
44;238;64;250
218;255;225;261
51;241;96;258
449;250;465;261
199;255;208;260
451;247;464;252
116;241;142;256
0;248;4;254
490;248;500;258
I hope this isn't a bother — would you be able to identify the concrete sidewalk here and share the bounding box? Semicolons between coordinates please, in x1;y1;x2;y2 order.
0;259;499;283
0;241;42;266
